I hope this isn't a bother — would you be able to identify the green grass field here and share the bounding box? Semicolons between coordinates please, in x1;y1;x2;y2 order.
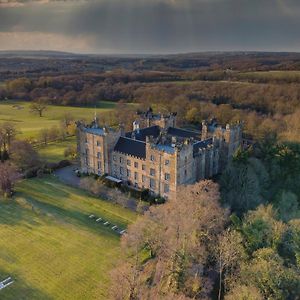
0;100;115;139
0;176;136;300
236;70;300;82
37;136;76;162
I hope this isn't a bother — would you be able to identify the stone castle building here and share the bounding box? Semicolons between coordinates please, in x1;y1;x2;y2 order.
77;108;242;199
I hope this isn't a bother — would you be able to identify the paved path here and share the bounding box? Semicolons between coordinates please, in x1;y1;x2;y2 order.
54;165;81;187
54;165;138;211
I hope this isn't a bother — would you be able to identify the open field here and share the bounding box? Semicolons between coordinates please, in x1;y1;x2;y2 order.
37;136;76;162
0;100;115;139
0;176;136;299
235;70;300;82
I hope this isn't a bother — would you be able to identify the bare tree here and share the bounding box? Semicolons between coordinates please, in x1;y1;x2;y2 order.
117;180;229;299
216;229;245;300
0;122;17;154
38;128;49;145
10;140;40;170
109;261;142;300
0;162;20;198
61;112;74;128
29;98;48;117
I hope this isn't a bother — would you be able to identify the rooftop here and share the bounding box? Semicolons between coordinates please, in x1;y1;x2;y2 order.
114;137;146;159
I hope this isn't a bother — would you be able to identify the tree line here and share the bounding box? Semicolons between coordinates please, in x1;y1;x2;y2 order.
111;140;300;299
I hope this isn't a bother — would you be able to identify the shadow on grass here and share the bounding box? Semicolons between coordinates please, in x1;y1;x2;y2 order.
0;269;52;300
0;198;41;227
15;181;124;239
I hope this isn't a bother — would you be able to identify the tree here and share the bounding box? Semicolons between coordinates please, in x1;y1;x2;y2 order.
29;98;48;117
61;112;74;128
278;219;300;268
10;140;40;170
109;261;142;300
0;122;17;155
117;181;228;299
240;248;300;300
220;157;269;215
48;126;59;141
225;284;263;300
241;205;286;255
216;229;245;300
275;191;299;222
64;145;77;160
38;128;49;145
0;162;20;198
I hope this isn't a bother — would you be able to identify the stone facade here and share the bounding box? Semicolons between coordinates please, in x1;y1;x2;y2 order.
77;109;243;199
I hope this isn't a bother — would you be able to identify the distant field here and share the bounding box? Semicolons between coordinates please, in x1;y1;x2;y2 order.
0;100;115;139
0;176;136;300
236;70;300;82
37;136;76;162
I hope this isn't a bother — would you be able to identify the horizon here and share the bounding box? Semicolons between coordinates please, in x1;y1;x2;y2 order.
2;49;300;57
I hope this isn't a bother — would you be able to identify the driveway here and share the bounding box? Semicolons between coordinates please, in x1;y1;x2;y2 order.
54;165;81;187
54;165;139;211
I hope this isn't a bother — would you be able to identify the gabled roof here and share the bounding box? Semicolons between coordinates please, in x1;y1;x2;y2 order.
167;127;200;139
114;137;146;159
126;125;161;142
193;138;213;155
84;127;105;136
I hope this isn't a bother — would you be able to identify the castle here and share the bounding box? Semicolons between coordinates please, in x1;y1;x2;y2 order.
77;108;242;199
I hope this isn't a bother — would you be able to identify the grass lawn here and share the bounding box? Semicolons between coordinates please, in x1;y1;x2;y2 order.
0;100;115;139
0;176;136;300
37;136;76;162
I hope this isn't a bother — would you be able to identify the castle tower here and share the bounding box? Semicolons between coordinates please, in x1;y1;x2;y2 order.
201;121;208;140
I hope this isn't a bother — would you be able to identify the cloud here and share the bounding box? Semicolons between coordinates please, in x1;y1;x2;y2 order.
0;31;95;53
0;0;300;53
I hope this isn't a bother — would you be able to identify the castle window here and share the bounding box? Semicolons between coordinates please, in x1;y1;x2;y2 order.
134;162;138;168
120;157;123;164
134;172;138;181
150;168;155;176
185;156;188;163
97;152;101;159
184;169;187;177
150;179;156;189
97;161;101;170
127;169;131;177
142;164;146;171
150;155;155;161
96;140;101;147
165;173;170;181
165;159;170;166
113;155;116;161
127;159;131;166
142;175;146;183
164;184;170;193
120;167;124;175
85;137;88;143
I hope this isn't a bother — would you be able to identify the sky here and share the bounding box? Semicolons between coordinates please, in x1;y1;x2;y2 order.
0;0;300;54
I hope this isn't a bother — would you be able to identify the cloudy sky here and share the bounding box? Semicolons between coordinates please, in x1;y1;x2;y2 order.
0;0;300;54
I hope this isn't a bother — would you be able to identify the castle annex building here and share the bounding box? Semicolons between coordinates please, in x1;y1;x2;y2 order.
77;109;242;199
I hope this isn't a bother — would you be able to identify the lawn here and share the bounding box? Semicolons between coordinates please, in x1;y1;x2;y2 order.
0;100;115;139
37;136;76;162
0;176;136;300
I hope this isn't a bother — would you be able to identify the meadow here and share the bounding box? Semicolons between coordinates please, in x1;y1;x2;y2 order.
235;70;300;82
38;136;76;162
0;176;136;299
0;100;115;139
